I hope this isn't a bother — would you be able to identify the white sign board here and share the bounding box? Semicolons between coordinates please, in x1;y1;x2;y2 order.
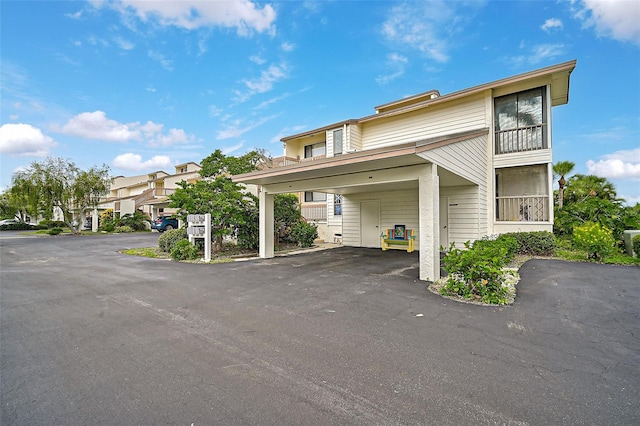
187;213;211;262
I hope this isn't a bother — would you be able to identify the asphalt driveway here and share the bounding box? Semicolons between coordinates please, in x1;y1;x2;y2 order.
1;233;638;425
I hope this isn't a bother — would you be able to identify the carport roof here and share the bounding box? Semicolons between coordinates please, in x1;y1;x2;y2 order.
233;128;488;187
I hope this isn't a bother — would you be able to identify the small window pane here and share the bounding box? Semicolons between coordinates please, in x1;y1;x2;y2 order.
334;194;343;215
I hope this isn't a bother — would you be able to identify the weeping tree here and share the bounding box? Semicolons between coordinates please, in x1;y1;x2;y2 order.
10;157;110;233
552;160;574;209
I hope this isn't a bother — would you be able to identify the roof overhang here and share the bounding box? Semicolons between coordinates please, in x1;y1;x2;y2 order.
234;129;488;192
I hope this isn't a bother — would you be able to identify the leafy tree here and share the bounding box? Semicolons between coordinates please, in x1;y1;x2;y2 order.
169;178;255;250
274;193;302;243
552;161;574;209
169;149;270;251
563;174;620;205
10;158;110;233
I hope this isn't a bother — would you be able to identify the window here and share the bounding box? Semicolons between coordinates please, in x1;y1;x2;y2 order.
304;191;327;202
495;165;549;222
304;142;326;158
333;194;343;215
333;129;343;155
494;87;546;154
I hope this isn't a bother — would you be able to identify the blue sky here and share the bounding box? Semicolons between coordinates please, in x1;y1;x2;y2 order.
1;0;639;204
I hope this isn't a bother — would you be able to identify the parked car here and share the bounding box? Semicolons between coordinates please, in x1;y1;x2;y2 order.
0;219;20;226
151;216;179;232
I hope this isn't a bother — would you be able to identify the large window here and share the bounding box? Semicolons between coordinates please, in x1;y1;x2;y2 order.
304;191;327;202
494;87;546;154
333;129;343;155
304;142;326;158
495;165;549;222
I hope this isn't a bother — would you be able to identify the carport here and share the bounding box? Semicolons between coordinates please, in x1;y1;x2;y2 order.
234;130;487;282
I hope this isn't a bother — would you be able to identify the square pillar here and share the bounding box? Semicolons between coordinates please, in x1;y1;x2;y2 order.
259;190;274;258
418;164;440;281
92;208;99;232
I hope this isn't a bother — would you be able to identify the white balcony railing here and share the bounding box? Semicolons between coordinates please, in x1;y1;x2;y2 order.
495;124;546;154
496;195;549;222
302;204;327;222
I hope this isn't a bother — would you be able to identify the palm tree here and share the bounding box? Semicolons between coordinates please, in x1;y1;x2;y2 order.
553;161;575;209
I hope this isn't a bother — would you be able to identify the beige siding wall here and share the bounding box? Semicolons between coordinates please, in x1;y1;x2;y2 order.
493;149;552;168
285;134;326;159
361;96;486;150
342;189;419;247
349;124;362;152
420;135;488;185
440;185;482;248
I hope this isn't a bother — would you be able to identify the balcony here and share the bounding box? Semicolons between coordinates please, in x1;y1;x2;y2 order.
154;188;176;197
496;195;549;222
270;155;327;168
302;204;327;222
495;124;546;155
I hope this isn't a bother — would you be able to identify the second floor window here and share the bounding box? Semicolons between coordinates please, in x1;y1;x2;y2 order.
333;129;343;155
304;191;327;202
304;142;326;158
494;87;546;154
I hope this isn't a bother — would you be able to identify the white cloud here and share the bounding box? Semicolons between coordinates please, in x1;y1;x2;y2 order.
270;125;306;144
101;0;276;36
380;1;481;63
586;148;640;179
0;123;58;157
234;63;289;103
112;153;172;171
9;114;19;121
216;115;277;140
249;54;267;65
221;141;245;155
281;42;295;52
149;128;193;147
572;0;640;45
541;18;563;32
376;52;409;84
113;36;135;50
506;42;566;66
65;10;83;19
55;111;138;142
148;50;174;71
53;111;194;147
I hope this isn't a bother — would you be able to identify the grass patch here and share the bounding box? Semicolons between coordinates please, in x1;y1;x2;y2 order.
121;247;170;259
555;247;640;266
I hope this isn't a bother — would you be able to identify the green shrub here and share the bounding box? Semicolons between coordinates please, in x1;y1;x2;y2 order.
573;221;615;262
290;221;318;247
39;220;67;229
100;223;115;233
632;234;640;258
114;225;134;233
0;222;35;231
441;237;516;305
170;239;199;261
502;231;555;256
117;211;149;231
158;228;188;253
47;227;63;235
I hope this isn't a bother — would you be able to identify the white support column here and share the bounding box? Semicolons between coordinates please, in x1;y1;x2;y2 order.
259;190;274;258
92;208;98;232
418;164;440;282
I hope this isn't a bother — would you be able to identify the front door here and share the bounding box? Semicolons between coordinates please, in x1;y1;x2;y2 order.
360;200;380;247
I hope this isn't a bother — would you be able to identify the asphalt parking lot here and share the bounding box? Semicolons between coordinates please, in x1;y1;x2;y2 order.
1;232;639;425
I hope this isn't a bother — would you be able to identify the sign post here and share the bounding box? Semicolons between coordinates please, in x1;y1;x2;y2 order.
187;213;211;262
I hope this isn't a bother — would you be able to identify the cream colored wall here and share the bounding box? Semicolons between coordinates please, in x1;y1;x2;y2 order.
342;189;419;247
285;133;326;159
440;185;482;248
361;95;486;150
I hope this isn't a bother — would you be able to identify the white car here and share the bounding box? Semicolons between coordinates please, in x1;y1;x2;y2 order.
0;219;20;226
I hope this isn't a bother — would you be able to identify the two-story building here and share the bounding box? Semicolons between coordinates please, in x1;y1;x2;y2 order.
234;60;576;281
95;162;201;227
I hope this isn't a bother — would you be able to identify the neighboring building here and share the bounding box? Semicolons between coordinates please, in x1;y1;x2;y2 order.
233;60;577;281
97;162;201;224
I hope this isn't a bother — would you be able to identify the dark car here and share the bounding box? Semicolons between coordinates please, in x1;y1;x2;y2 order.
151;216;179;232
